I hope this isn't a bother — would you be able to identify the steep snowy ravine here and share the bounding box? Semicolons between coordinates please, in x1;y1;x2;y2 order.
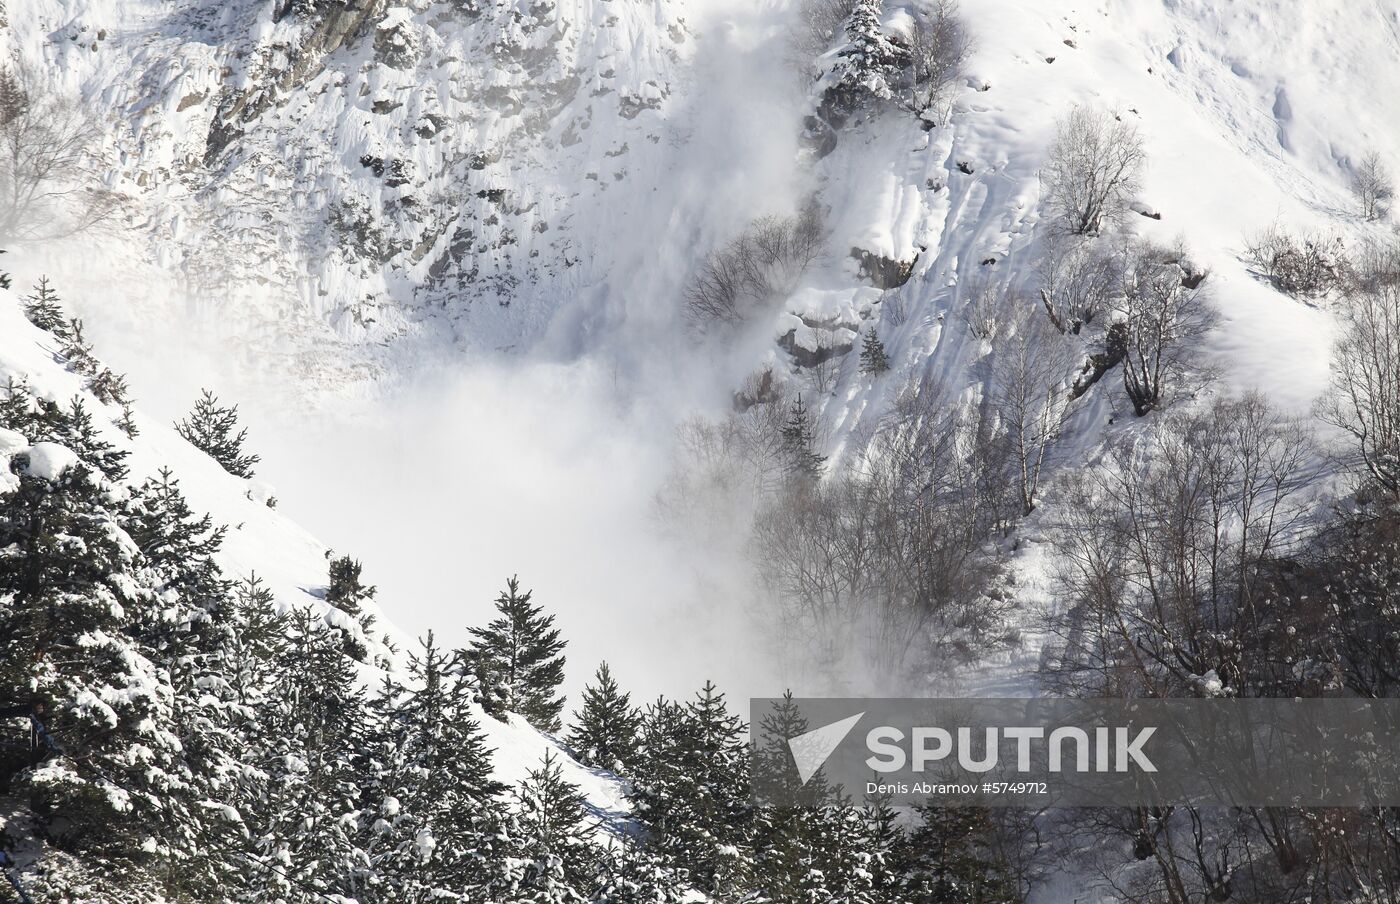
5;0;1400;740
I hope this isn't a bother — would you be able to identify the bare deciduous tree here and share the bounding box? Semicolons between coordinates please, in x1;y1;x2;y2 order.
1115;241;1213;416
890;0;971;126
753;385;1016;684
1317;279;1400;499
1046;394;1316;699
792;0;859;62
0;67;116;243
993;306;1075;514
1043;397;1336;903
1041;106;1145;236
685;201;825;327
1350;149;1393;221
1036;232;1121;334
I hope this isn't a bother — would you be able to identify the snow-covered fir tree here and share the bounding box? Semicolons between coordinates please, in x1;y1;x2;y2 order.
1;382;129;481
823;0;904;121
463;575;568;731
324;553;378;660
861;326;890;374
749;692;878;904
175;389;261;479
0;429;186;895
781;394;827;481
565;661;640;774
629;682;753;899
360;633;505;902
58;318;99;378
900;806;1020;904
508;750;596;903
21;277;66;335
592;843;689;904
244;607;367;902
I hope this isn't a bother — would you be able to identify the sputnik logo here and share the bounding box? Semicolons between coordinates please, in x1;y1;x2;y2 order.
788;712;864;785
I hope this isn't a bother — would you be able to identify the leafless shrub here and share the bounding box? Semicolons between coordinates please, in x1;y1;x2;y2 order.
1115;240;1215;416
963;277;1002;339
1242;222;1348;298
1347;238;1400;295
753;385;1017;684
890;0;971;126
685;201;825;327
805;328;843;396
1317;280;1400;500
1041;106;1145;236
1036;232;1121;334
882;295;908;327
1351;149;1393;221
993;306;1075;514
0;67;116;243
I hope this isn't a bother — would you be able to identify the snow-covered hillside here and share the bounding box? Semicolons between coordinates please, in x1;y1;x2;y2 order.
6;0;1400;900
4;0;1396;694
0;284;627;810
4;0;1391;390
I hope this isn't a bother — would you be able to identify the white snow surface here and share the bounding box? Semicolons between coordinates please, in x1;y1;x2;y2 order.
18;442;80;481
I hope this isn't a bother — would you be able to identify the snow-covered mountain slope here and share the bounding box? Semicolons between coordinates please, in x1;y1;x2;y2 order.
5;0;798;390
3;0;1388;408
4;0;1398;700
0;286;628;817
802;0;1397;443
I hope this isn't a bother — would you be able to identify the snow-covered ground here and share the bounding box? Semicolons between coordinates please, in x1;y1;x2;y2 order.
4;0;1398;843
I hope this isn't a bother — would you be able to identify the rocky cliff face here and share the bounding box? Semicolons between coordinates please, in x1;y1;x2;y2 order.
8;0;700;385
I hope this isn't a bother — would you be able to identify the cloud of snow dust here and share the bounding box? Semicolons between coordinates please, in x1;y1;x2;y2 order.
21;0;828;706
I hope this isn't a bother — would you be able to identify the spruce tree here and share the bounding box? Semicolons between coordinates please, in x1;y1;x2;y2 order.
324;554;377;661
175;389;261;479
862;786;907;901
122;469;246;898
116;402;139;438
781;395;827;481
0;249;10;289
463;576;568;731
592;843;690;904
511;750;595;903
566;662;640;774
220;572;294;898
60;396;129;481
827;0;902;116
127;468;230;616
87;367;131;407
0;438;186;887
861;326;890;374
22;277;66;335
751;692;874;904
629;684;753;899
246;607;367;902
900;806;1019;904
0;383;127;481
361;633;505;901
59;318;99;376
